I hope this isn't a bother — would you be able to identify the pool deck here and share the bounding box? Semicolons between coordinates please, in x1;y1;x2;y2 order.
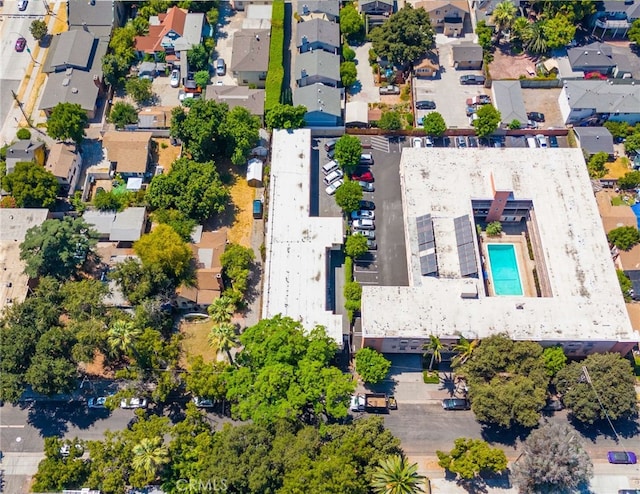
482;234;537;298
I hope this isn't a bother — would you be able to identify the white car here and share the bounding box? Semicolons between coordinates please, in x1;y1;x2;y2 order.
351;210;375;220
350;394;365;412
325;178;344;195
193;397;214;408
353;229;375;239
170;69;180;88
412;137;423;148
358;181;375;192
120;397;148;409
87;396;108;409
323;169;344;186
352;218;375;230
425;137;434;147
536;134;548;148
60;443;84;458
17;0;28;10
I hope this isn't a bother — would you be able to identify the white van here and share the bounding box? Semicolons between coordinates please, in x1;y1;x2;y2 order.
352;218;375;230
322;160;339;175
323;169;344;186
526;135;537;148
535;134;548;148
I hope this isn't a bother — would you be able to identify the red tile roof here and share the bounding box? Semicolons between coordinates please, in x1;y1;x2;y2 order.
134;6;187;53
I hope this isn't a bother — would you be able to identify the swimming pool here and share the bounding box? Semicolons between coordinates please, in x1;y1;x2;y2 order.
487;244;523;296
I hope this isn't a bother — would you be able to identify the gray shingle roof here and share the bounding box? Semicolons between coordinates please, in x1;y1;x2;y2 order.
492;80;527;124
298;0;340;18
295;50;340;82
563;80;640;114
568;42;614;70
573;127;614;155
296;18;340;49
452;42;482;62
230;29;271;72
44;30;96;73
205;85;265;117
293;83;342;117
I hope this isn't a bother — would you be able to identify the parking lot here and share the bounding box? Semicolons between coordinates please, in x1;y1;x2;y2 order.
213;3;243;86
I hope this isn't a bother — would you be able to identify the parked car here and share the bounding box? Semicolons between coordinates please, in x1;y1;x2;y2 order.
535;134;548;148
367;239;377;250
60;443;83;458
465;106;476;117
323;169;344;186
527;112;545;122
120;397;148;409
441;398;470;410
379;85;400;95
351;210;375;220
388;396;397;410
456;136;467;148
350;394;365;412
170;69;180;88
460;74;485;85
468;136;478;148
359;200;375;210
352;170;373;182
618;490;640;494
322;160;339;175
424;137;434;147
353;229;375;239
193;397;214;408
525;119;539;129
359;153;374;165
17;0;28;10
352;218;375;230
549;135;559;148
15;37;26;52
466;95;491;106
359;181;375;192
87;396;108;409
325;179;343;195
216;57;226;76
327;148;335;159
416;100;436;110
324;138;338;152
608;451;637;464
412;137;423;148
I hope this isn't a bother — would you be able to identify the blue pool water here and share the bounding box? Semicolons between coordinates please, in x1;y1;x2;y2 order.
487;244;523;296
631;203;640;229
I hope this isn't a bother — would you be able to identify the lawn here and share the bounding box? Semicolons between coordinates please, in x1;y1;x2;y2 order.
611;194;636;206
180;319;218;368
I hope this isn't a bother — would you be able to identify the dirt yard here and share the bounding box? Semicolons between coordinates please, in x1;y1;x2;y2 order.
180;319;218;368
520;88;564;128
489;43;540;79
604;156;632;180
153;138;182;172
227;175;255;247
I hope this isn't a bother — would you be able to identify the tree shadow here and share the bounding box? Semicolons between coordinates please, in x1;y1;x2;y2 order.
480;422;531;447
26;402;107;437
439;371;457;396
568;414;640;443
239;261;262;310
349;81;363;95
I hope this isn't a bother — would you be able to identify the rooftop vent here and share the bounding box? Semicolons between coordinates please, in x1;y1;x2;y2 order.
62;78;70;86
65;67;73;75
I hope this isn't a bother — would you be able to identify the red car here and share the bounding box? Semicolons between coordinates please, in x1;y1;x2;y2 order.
351;170;373;182
15;37;26;52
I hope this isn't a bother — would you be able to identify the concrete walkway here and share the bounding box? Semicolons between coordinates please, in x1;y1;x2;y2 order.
350;42;380;104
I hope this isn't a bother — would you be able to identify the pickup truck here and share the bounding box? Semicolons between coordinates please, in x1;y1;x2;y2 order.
379;85;400;95
365;393;389;412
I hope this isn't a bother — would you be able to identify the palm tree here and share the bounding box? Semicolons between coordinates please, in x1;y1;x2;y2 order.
492;0;517;41
451;336;479;367
422;335;444;371
371;454;426;494
207;295;236;324
523;22;547;54
107;320;141;358
208;322;239;363
511;16;530;46
132;437;169;480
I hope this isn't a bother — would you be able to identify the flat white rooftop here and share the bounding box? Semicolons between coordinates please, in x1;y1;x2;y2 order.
362;148;636;343
261;129;343;343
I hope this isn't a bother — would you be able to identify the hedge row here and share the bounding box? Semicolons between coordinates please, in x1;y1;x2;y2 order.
265;0;285;111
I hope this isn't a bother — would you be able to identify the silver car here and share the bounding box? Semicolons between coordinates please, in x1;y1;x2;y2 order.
358;181;375;192
353;229;375;239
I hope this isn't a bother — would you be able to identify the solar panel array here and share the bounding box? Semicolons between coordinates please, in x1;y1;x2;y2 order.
416;214;437;276
454;215;478;277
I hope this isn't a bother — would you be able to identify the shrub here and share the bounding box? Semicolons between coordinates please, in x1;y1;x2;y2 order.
16;128;31;140
608;225;640;251
423;370;439;383
486;221;502;236
343;44;356;62
265;0;285;111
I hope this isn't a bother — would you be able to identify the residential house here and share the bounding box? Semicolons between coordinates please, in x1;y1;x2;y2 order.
68;0;125;40
83;207;147;244
558;80;640;125
414;52;440;78
231;0;273;12
293;83;343;127
297;0;340;22
297;19;340;54
359;0;394;26
175;229;227;309
592;0;640;37
573;127;615;157
45;142;82;195
231;29;271;88
416;0;469;36
568;42;631;78
451;42;483;70
205;85;266;123
472;0;521;28
345;101;370;128
102;131;153;179
296;50;341;88
137;107;173;129
0;209;49;313
39;29;106;118
5;140;45;175
491;80;527;127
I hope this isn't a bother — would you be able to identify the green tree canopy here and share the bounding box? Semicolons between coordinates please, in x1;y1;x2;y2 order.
371;455;425;494
343;43;356;62
102;53;132;88
170;99;229;161
513;422;593;493
2;161;58;209
541;14;577;50
476;20;493;50
345;233;369;258
423;111;447;137
437;438;507;481
265;104;307;130
335;135;363;173
607;225;640;251
125;77;153;104
486;221;502;236
184;356;229;402
108;101;138;129
149;208;196;242
587;151;609;179
604;120;633;138
355;347;392;384
226;315;356;424
47;102;88;144
32;437;90;492
460;334;548;428
624;131;640;155
221;106;261;166
542;346;567;378
20;217;98;280
491;1;517;37
335;178;363;213
145;158;229;221
30;19;48;41
524;22;548;54
134;224;194;286
370;6;435;67
340;3;365;40
473;104;501;138
629;18;640;44
617;170;640;190
554;352;637;424
187;44;209;72
617;269;633;302
220;243;255;297
194;70;210;89
378;111;403;131
340;61;358;87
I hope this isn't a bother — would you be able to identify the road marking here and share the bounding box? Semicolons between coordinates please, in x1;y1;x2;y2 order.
358;280;379;285
0;425;25;428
